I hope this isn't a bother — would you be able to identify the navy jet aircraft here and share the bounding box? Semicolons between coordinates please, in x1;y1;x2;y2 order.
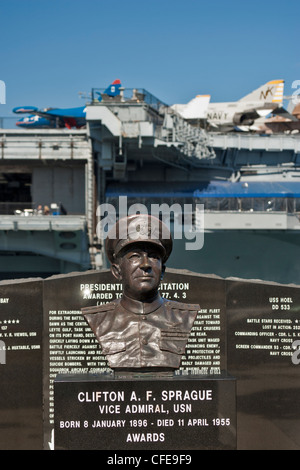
13;79;121;129
172;80;288;132
258;101;300;134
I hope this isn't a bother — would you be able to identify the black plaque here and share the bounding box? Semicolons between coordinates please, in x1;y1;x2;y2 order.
54;373;236;450
161;269;226;376
43;271;111;450
43;269;227;449
2;268;300;450
227;279;300;450
0;278;43;450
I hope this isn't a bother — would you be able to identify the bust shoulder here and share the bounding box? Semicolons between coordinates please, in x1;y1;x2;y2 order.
82;300;119;317
166;299;200;312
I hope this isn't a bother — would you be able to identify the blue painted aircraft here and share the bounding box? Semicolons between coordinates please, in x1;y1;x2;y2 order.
13;79;121;129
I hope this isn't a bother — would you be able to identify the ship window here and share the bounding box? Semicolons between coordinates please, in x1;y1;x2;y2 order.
0;173;31;202
295;199;300;212
287;199;295;213
240;198;253;211
0;172;32;214
59;232;76;239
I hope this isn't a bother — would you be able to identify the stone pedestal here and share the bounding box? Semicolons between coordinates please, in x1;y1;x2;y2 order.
54;373;236;450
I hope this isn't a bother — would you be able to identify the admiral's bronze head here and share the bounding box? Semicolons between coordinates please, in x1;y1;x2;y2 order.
106;214;172;302
82;214;199;371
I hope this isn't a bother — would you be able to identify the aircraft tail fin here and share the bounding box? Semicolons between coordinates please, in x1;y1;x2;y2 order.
239;80;284;104
103;79;121;97
172;95;210;119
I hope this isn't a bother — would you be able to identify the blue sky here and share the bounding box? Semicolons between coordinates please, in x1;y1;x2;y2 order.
0;0;299;121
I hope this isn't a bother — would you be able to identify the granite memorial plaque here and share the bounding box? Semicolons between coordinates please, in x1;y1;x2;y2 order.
43;268;227;449
54;373;236;450
0;278;43;450
43;271;110;449
50;209;232;453
227;279;300;450
161;269;226;376
1;265;300;450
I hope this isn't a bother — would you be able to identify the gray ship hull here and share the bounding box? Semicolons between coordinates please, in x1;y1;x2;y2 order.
1;91;300;286
171;230;300;285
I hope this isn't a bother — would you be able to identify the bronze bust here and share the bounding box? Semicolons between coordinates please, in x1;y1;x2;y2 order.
82;214;199;371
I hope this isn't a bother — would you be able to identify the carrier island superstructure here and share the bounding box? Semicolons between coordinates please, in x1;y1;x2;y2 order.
0;87;300;284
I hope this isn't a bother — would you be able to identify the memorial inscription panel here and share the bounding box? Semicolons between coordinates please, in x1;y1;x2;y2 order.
227;280;300;450
227;281;300;364
0;278;43;450
43;269;226;448
1;268;299;450
54;374;236;450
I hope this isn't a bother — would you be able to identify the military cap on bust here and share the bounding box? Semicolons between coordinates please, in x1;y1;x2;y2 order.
105;214;173;264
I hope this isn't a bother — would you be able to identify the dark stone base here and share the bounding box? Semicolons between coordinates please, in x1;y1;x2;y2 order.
54;373;236;450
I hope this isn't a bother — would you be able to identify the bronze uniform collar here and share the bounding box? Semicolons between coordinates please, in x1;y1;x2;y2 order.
120;293;164;315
